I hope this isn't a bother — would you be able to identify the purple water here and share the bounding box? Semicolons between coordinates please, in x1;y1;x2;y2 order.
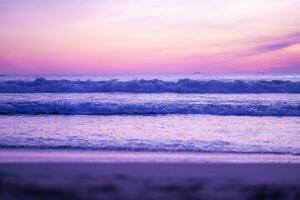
0;74;299;162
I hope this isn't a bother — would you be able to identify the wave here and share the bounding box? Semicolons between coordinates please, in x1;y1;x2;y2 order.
0;101;299;116
0;140;299;155
1;78;300;93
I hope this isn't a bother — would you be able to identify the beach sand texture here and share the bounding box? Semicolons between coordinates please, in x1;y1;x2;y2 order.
1;163;300;200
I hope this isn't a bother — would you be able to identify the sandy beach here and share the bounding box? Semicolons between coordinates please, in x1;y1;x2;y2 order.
1;162;300;200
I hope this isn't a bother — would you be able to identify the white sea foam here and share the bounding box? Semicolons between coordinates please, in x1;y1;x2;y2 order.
1;78;300;93
0;115;299;155
0;101;299;116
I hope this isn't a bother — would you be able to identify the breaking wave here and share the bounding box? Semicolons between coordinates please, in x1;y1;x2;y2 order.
1;78;300;93
0;101;299;116
0;139;299;155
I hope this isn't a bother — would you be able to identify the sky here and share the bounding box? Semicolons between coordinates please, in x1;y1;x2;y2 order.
0;0;300;74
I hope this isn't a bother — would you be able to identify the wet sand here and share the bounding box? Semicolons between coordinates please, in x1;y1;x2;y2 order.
1;163;300;200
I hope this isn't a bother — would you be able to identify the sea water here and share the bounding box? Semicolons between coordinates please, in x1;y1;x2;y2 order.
0;74;299;162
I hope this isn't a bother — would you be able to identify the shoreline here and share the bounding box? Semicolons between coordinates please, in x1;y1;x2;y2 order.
1;149;300;163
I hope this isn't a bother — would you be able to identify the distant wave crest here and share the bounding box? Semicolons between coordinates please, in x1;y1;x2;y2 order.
0;101;299;116
1;78;300;93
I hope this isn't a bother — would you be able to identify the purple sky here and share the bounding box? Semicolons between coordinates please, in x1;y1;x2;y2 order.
0;0;300;74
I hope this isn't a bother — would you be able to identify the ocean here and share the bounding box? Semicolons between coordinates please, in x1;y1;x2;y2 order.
0;74;300;161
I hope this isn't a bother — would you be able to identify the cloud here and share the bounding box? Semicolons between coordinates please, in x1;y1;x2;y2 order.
255;41;298;53
257;32;300;52
240;31;300;57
